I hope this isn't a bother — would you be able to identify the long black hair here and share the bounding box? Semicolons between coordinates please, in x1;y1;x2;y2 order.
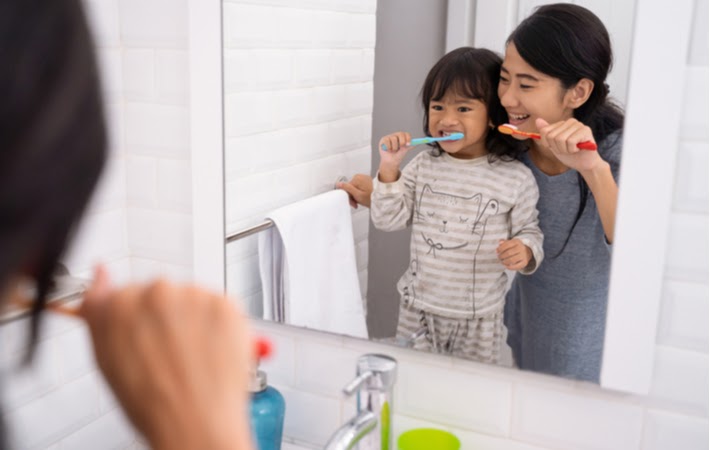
0;0;107;360
508;4;624;256
420;47;527;161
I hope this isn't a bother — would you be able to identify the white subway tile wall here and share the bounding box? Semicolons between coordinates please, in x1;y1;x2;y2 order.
223;0;375;309
1;0;193;447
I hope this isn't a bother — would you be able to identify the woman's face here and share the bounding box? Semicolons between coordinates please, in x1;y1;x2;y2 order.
498;43;576;137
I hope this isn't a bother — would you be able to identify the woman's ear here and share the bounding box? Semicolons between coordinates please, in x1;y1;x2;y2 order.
566;78;594;109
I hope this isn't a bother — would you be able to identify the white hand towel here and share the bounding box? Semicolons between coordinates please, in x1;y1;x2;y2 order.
258;190;368;339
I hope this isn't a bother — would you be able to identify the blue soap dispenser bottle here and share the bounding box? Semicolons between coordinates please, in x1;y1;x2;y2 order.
249;366;285;450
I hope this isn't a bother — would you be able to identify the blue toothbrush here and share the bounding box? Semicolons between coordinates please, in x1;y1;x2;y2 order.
381;133;464;151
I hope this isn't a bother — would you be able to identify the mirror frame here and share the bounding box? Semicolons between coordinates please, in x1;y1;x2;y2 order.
190;0;696;395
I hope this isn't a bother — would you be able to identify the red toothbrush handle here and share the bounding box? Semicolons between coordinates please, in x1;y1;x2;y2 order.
577;141;597;151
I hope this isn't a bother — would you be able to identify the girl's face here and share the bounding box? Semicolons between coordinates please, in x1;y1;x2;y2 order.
428;90;490;160
498;43;577;137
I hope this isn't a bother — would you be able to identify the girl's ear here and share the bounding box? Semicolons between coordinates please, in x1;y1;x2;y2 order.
566;78;594;109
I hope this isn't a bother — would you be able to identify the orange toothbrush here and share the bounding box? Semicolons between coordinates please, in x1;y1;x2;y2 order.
498;124;597;150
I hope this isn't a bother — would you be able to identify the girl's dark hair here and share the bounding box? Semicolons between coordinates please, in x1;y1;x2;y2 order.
508;3;624;145
508;3;624;257
420;47;526;161
0;0;107;358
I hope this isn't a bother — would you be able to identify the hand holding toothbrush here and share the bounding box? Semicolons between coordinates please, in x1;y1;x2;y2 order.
378;131;464;182
534;118;605;174
80;266;257;450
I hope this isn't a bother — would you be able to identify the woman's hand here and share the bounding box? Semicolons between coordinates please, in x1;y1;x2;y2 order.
535;118;603;174
337;173;373;208
378;132;413;182
80;266;254;450
497;239;533;271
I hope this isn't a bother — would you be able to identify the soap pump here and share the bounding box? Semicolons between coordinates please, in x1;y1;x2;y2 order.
249;338;285;450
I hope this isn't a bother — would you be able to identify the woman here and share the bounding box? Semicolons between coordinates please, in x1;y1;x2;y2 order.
340;3;623;382
0;1;254;448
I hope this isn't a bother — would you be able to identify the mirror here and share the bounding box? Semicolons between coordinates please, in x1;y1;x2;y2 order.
221;1;637;381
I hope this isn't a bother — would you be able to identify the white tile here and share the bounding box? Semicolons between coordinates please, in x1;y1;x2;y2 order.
59;408;135;450
89;154;126;212
224;92;275;137
650;345;708;414
274;8;316;47
157;262;193;282
124;103;190;157
224;50;255;93
294;50;332;86
82;0;120;47
6;374;101;449
252;326;297;388
223;4;281;48
279;386;341;446
456;428;552;450
126;156;158;208
56;326;96;382
63;210;128;273
157;158;191;212
673;140;709;213
664;212;709;282
155;50;188;104
327;117;364;151
347;13;376;48
642;409;708;450
294;341;361;396
332;50;364;84
122;49;154;101
311;85;347;122
679;67;709;140
126;208;193;265
362;49;375;81
512;384;643;450
688;0;709;66
105;103;124;156
344;146;372;175
97;49;123;102
128;257;161;282
255;51;294;90
96;373;119;413
345;82;374;115
312;11;349;47
657;280;708;352
396;361;512;436
1;341;61;411
118;0;188;47
275;89;312;128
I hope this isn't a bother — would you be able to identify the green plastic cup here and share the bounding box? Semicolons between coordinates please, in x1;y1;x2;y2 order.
397;428;461;450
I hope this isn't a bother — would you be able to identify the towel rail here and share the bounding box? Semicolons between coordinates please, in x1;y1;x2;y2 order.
225;219;275;243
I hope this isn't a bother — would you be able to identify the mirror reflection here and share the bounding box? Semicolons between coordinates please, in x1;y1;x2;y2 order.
222;1;636;384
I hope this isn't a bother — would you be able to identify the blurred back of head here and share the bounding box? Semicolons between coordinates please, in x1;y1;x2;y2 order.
0;0;107;359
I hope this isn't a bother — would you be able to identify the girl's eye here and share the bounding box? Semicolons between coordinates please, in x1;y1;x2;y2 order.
458;107;471;112
431;105;443;111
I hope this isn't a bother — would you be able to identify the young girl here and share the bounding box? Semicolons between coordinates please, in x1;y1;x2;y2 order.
499;4;624;382
370;47;544;363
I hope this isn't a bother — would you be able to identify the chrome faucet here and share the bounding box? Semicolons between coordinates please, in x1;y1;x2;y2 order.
324;354;397;450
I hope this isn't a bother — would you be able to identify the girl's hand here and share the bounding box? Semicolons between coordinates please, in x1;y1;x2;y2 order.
497;239;533;271
80;266;254;450
337;173;373;208
535;118;603;173
378;131;413;182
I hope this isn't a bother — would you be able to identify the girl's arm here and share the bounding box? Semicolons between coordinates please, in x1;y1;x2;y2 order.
370;153;421;232
504;172;544;274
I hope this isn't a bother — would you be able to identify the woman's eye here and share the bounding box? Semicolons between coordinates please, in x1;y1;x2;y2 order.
520;84;532;89
499;76;509;84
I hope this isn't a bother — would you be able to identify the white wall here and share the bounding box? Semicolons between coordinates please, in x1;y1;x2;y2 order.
222;0;375;315
0;0;192;448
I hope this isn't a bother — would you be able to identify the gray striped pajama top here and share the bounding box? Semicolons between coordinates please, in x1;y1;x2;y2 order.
371;151;544;321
